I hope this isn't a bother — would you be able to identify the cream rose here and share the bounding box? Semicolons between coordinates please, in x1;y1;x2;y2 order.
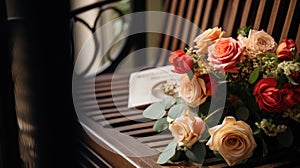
169;108;205;148
206;116;257;166
178;74;208;108
239;29;277;57
193;27;226;55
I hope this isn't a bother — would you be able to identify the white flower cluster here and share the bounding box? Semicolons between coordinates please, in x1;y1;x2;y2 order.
277;61;300;76
161;80;178;96
255;119;287;137
283;104;300;122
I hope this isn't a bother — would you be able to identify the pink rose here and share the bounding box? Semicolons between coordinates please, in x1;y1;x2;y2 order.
253;78;288;112
169;50;194;74
208;37;245;73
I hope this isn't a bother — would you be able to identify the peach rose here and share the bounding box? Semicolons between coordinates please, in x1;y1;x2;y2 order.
193;27;226;55
208;37;245;73
178;74;208;108
206;116;257;166
240;29;277;57
169;108;205;148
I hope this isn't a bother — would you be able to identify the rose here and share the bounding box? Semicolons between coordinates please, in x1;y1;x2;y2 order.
193;27;226;55
240;29;277;57
169;50;194;74
178;74;208;107
281;83;300;107
201;74;217;96
169;108;205;148
276;38;297;60
206;116;257;166
207;37;245;73
253;78;288;112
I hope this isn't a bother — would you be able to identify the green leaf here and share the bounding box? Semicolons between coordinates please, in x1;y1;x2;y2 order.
204;107;224;128
185;142;206;164
157;139;178;164
143;102;166;119
168;104;187;119
187;70;194;81
249;67;260;84
286;75;299;85
277;127;294;148
161;97;176;109
261;137;268;158
235;106;250;121
153;117;169;132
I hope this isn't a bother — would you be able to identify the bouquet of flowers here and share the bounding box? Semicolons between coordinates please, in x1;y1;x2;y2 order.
143;26;300;166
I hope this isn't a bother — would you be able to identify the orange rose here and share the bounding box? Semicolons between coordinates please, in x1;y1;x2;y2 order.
193;27;226;55
208;37;245;73
169;108;205;148
178;74;208;107
276;38;297;60
169;50;194;74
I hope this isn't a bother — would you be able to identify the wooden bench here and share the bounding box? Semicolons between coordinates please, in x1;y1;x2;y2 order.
70;0;300;167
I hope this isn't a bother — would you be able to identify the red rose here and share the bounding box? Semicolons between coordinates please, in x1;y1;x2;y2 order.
276;38;297;60
282;83;300;107
253;78;288;112
169;50;194;74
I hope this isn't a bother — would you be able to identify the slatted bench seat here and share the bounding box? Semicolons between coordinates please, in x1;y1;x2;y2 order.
71;0;300;167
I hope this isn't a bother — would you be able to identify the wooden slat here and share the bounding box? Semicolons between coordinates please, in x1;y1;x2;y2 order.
191;0;204;38
253;0;266;30
179;0;196;49
280;0;297;40
225;0;239;36
213;0;225;27
296;24;300;48
240;0;252;27
171;0;186;51
201;0;213;30
266;0;280;34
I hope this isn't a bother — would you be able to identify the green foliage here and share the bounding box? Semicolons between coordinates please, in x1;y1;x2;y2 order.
249;66;260;84
237;25;252;37
157;139;178;164
168;104;187;120
235;106;250;121
185;142;206;164
153;117;169;132
143;102;166;119
277;127;294;148
161;97;177;109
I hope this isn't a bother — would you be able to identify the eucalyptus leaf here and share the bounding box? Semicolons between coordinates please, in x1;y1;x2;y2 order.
162;97;177;109
204;107;224;128
277;127;293;148
235;106;250;121
185;142;206;164
187;70;194;81
143;102;165;119
157;139;178;164
168;104;187;119
153;117;169;132
249;67;260;84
